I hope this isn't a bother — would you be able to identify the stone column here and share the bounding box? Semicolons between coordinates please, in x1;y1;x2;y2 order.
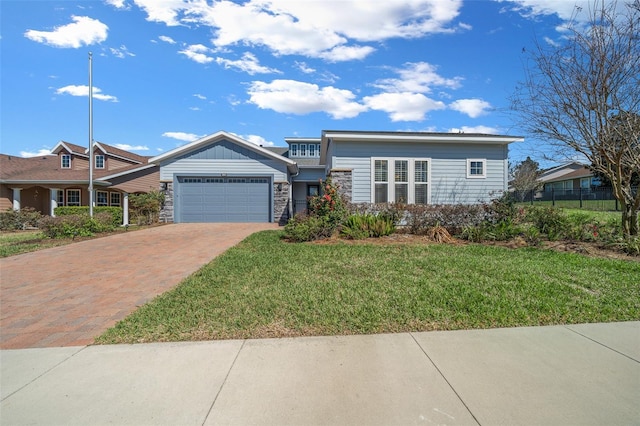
273;181;290;225
159;182;173;223
11;188;22;211
328;169;353;203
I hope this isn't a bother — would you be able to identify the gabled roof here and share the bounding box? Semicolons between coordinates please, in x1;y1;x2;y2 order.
93;141;149;164
51;141;88;157
150;131;298;173
543;166;593;183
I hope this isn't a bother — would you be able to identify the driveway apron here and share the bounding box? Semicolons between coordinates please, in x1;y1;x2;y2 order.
0;223;277;349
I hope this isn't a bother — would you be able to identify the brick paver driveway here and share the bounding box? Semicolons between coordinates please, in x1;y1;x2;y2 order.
0;223;277;349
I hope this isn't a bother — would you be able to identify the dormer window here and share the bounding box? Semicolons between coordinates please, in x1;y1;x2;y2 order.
300;144;307;156
309;144;316;157
290;144;298;157
95;155;105;169
61;154;71;169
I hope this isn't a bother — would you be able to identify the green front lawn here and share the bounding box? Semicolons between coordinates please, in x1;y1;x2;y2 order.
97;230;640;344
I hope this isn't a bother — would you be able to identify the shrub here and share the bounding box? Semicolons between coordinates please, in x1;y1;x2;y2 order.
285;178;348;242
38;212;116;239
341;213;395;239
405;204;487;235
130;190;165;225
0;208;42;230
525;206;569;240
54;206;122;227
284;214;334;242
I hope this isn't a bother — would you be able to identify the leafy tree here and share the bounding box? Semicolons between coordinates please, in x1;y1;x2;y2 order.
510;156;542;200
511;0;640;236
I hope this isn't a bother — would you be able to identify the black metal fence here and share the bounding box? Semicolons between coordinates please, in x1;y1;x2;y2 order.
510;186;637;211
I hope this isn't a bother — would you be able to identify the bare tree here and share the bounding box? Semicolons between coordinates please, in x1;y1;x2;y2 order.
511;0;640;236
510;157;542;200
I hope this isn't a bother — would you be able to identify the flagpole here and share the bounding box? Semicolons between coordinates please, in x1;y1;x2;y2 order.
88;52;94;217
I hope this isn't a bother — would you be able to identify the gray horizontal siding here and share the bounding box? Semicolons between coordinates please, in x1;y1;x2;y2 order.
331;141;508;204
159;159;288;181
294;167;325;182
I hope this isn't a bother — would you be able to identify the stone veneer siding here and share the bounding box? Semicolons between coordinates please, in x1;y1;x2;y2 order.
274;181;290;225
329;169;353;203
159;182;173;223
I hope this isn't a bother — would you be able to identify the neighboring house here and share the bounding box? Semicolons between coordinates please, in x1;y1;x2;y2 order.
0;141;158;224
151;130;523;224
538;162;598;193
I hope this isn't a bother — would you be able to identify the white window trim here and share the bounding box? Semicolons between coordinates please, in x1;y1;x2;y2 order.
290;144;298;157
61;154;71;169
300;144;307;157
66;189;81;206
467;159;486;179
95;155;105;169
371;157;431;204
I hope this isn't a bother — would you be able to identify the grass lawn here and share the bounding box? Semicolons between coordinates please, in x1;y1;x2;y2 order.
0;230;69;257
0;225;158;257
97;230;640;344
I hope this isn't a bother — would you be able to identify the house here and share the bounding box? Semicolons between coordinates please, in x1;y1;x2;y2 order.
0;141;158;224
151;130;523;224
538;162;598;193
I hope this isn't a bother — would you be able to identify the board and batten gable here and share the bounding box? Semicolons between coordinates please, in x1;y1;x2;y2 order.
322;132;521;205
157;138;289;182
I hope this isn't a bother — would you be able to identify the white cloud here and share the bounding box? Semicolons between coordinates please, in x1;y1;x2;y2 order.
242;134;275;147
113;144;149;151
374;62;463;94
130;0;186;26
178;44;213;64
128;0;464;60
318;45;376;62
448;125;499;134
215;52;281;75
494;0;589;21
24;16;108;48
449;99;492;118
363;92;445;122
295;61;315;74
247;79;367;119
20;149;54;158
105;0;128;9
110;44;135;58
55;85;118;102
158;35;176;44
193;94;206;100
162;131;203;142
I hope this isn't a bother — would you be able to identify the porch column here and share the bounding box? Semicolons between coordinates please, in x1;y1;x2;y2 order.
122;192;129;226
11;188;22;211
50;188;60;217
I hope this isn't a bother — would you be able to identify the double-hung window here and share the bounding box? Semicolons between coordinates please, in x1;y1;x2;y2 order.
110;192;121;207
414;161;429;204
96;191;108;206
394;160;408;203
300;144;307;157
95;155;105;169
66;189;80;206
309;144;316;157
374;160;389;203
373;158;430;204
61;154;71;169
290;144;298;157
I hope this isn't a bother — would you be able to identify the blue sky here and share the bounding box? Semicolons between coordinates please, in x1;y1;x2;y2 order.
1;0;598;167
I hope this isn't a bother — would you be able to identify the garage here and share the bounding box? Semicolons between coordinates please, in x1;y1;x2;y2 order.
176;176;270;223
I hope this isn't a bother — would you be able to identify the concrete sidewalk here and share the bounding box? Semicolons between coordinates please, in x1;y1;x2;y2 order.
1;322;639;425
